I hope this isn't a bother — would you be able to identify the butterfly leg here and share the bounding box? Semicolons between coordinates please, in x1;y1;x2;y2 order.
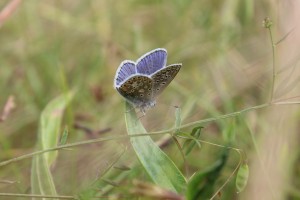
133;109;146;125
125;104;136;113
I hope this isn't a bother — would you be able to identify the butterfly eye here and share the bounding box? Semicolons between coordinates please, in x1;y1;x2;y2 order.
161;82;166;85
140;94;144;97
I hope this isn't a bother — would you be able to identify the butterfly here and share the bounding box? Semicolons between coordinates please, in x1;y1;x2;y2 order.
114;48;182;114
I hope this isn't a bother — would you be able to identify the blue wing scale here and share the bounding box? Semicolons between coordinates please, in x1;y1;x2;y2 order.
136;48;167;75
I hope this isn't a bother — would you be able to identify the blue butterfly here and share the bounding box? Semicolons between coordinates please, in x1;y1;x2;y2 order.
114;48;182;114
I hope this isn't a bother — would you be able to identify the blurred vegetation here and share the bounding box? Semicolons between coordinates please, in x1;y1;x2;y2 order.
0;0;299;199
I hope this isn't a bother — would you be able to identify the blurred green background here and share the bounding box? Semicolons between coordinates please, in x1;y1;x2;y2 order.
1;0;299;199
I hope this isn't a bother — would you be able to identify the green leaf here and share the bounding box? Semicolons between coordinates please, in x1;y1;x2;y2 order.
182;126;203;156
60;126;69;145
236;163;249;193
186;149;228;200
31;155;57;199
39;92;73;165
125;102;186;193
31;92;73;199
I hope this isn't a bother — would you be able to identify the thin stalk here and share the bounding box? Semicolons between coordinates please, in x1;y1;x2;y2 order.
268;26;276;102
0;193;75;199
0;134;155;167
2;101;300;168
153;103;270;134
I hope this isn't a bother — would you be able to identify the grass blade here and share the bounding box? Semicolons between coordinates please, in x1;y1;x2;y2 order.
125;102;186;193
31;92;73;199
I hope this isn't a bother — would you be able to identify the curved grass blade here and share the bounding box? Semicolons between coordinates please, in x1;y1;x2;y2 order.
31;92;74;199
125;102;186;193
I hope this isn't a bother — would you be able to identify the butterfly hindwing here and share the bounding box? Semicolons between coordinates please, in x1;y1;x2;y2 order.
116;75;154;105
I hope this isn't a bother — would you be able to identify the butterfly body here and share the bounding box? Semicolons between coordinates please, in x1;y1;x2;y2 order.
114;48;181;114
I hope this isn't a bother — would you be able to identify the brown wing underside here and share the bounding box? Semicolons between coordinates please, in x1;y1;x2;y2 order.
151;64;181;96
116;75;153;105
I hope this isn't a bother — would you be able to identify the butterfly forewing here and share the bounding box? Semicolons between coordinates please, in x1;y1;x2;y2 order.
136;48;167;75
116;75;154;105
114;61;136;87
151;64;182;96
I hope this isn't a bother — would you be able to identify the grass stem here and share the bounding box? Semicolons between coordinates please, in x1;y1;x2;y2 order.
0;193;76;199
2;101;300;168
268;26;276;102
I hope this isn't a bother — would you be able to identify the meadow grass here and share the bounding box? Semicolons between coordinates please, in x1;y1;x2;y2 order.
0;1;300;199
